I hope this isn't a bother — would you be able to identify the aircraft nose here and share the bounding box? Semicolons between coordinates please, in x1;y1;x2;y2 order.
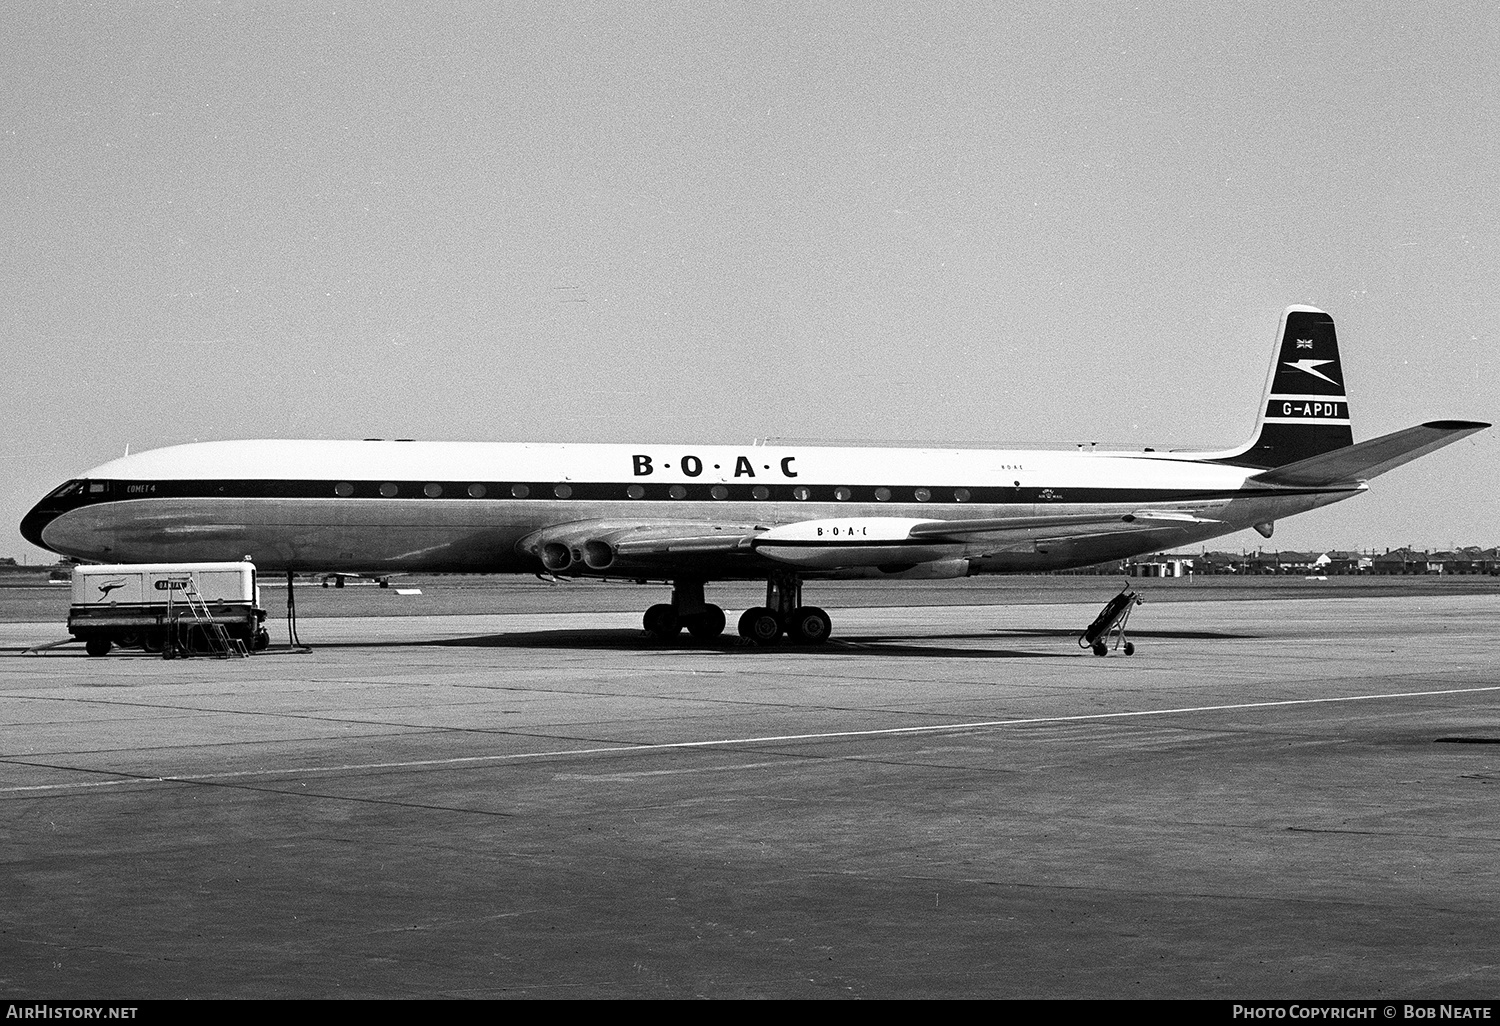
20;495;66;551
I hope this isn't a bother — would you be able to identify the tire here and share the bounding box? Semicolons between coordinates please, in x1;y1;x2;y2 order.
1123;641;1135;656
643;603;681;638
686;604;726;638
737;607;782;643
1092;641;1108;657
252;629;271;652
788;606;831;645
85;637;111;657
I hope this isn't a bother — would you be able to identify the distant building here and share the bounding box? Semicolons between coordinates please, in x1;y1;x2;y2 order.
1036;545;1498;577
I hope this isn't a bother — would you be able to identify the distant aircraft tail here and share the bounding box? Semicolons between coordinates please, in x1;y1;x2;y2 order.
1216;305;1354;469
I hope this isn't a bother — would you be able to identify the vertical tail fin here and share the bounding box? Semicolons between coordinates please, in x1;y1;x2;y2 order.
1218;306;1354;469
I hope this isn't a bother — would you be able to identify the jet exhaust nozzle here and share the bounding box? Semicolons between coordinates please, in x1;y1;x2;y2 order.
541;542;573;571
582;540;615;570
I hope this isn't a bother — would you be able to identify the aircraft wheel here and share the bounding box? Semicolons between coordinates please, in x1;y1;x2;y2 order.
1092;641;1108;657
84;637;111;657
643;603;681;639
788;606;831;645
686;604;726;638
738;607;782;643
1123;641;1135;656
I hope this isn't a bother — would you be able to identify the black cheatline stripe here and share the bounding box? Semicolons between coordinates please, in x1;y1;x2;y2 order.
37;478;1356;515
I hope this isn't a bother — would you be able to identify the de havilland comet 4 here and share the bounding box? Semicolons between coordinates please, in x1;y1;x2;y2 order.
21;307;1488;644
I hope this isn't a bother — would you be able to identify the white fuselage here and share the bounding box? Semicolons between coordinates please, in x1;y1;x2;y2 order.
26;438;1359;577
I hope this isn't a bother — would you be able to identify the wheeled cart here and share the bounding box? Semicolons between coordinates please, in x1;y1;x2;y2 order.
1079;585;1143;657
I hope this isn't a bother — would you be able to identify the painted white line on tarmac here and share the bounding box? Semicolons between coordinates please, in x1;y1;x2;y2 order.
5;683;1499;795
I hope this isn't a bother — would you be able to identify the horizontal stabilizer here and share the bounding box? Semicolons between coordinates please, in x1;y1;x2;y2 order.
1249;420;1489;487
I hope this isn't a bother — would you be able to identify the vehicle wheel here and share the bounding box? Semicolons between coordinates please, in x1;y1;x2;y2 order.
643;603;681;639
117;631;143;649
252;629;271;652
788;606;831;644
85;637;111;657
141;632;165;653
686;604;726;638
1123;641;1135;656
1092;641;1108;657
738;607;782;643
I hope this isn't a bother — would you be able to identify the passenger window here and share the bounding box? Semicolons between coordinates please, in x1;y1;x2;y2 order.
334;482;354;497
423;483;442;497
468;484;487;498
379;483;398;497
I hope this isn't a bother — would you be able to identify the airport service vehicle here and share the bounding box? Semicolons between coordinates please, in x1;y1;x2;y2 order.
66;561;270;656
22;307;1488;644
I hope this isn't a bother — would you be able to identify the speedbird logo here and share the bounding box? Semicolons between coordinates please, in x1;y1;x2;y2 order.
1284;359;1340;385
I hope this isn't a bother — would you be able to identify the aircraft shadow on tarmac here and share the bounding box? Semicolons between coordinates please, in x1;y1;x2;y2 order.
423;630;1063;659
315;624;1256;659
4;626;1256;660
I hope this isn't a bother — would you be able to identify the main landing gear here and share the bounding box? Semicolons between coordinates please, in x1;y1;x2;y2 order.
738;571;830;645
642;572;831;645
642;578;727;641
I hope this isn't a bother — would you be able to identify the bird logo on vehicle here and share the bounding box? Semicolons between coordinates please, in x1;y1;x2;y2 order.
96;579;127;597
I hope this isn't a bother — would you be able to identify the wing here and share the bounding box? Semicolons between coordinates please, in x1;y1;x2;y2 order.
750;512;1220;569
518;511;1220;576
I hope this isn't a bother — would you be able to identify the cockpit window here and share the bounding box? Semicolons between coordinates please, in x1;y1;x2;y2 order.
48;480;85;500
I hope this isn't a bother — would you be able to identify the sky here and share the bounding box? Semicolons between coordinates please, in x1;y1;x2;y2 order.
2;1;1496;561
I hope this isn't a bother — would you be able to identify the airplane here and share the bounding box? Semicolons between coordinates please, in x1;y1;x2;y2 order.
21;306;1488;645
